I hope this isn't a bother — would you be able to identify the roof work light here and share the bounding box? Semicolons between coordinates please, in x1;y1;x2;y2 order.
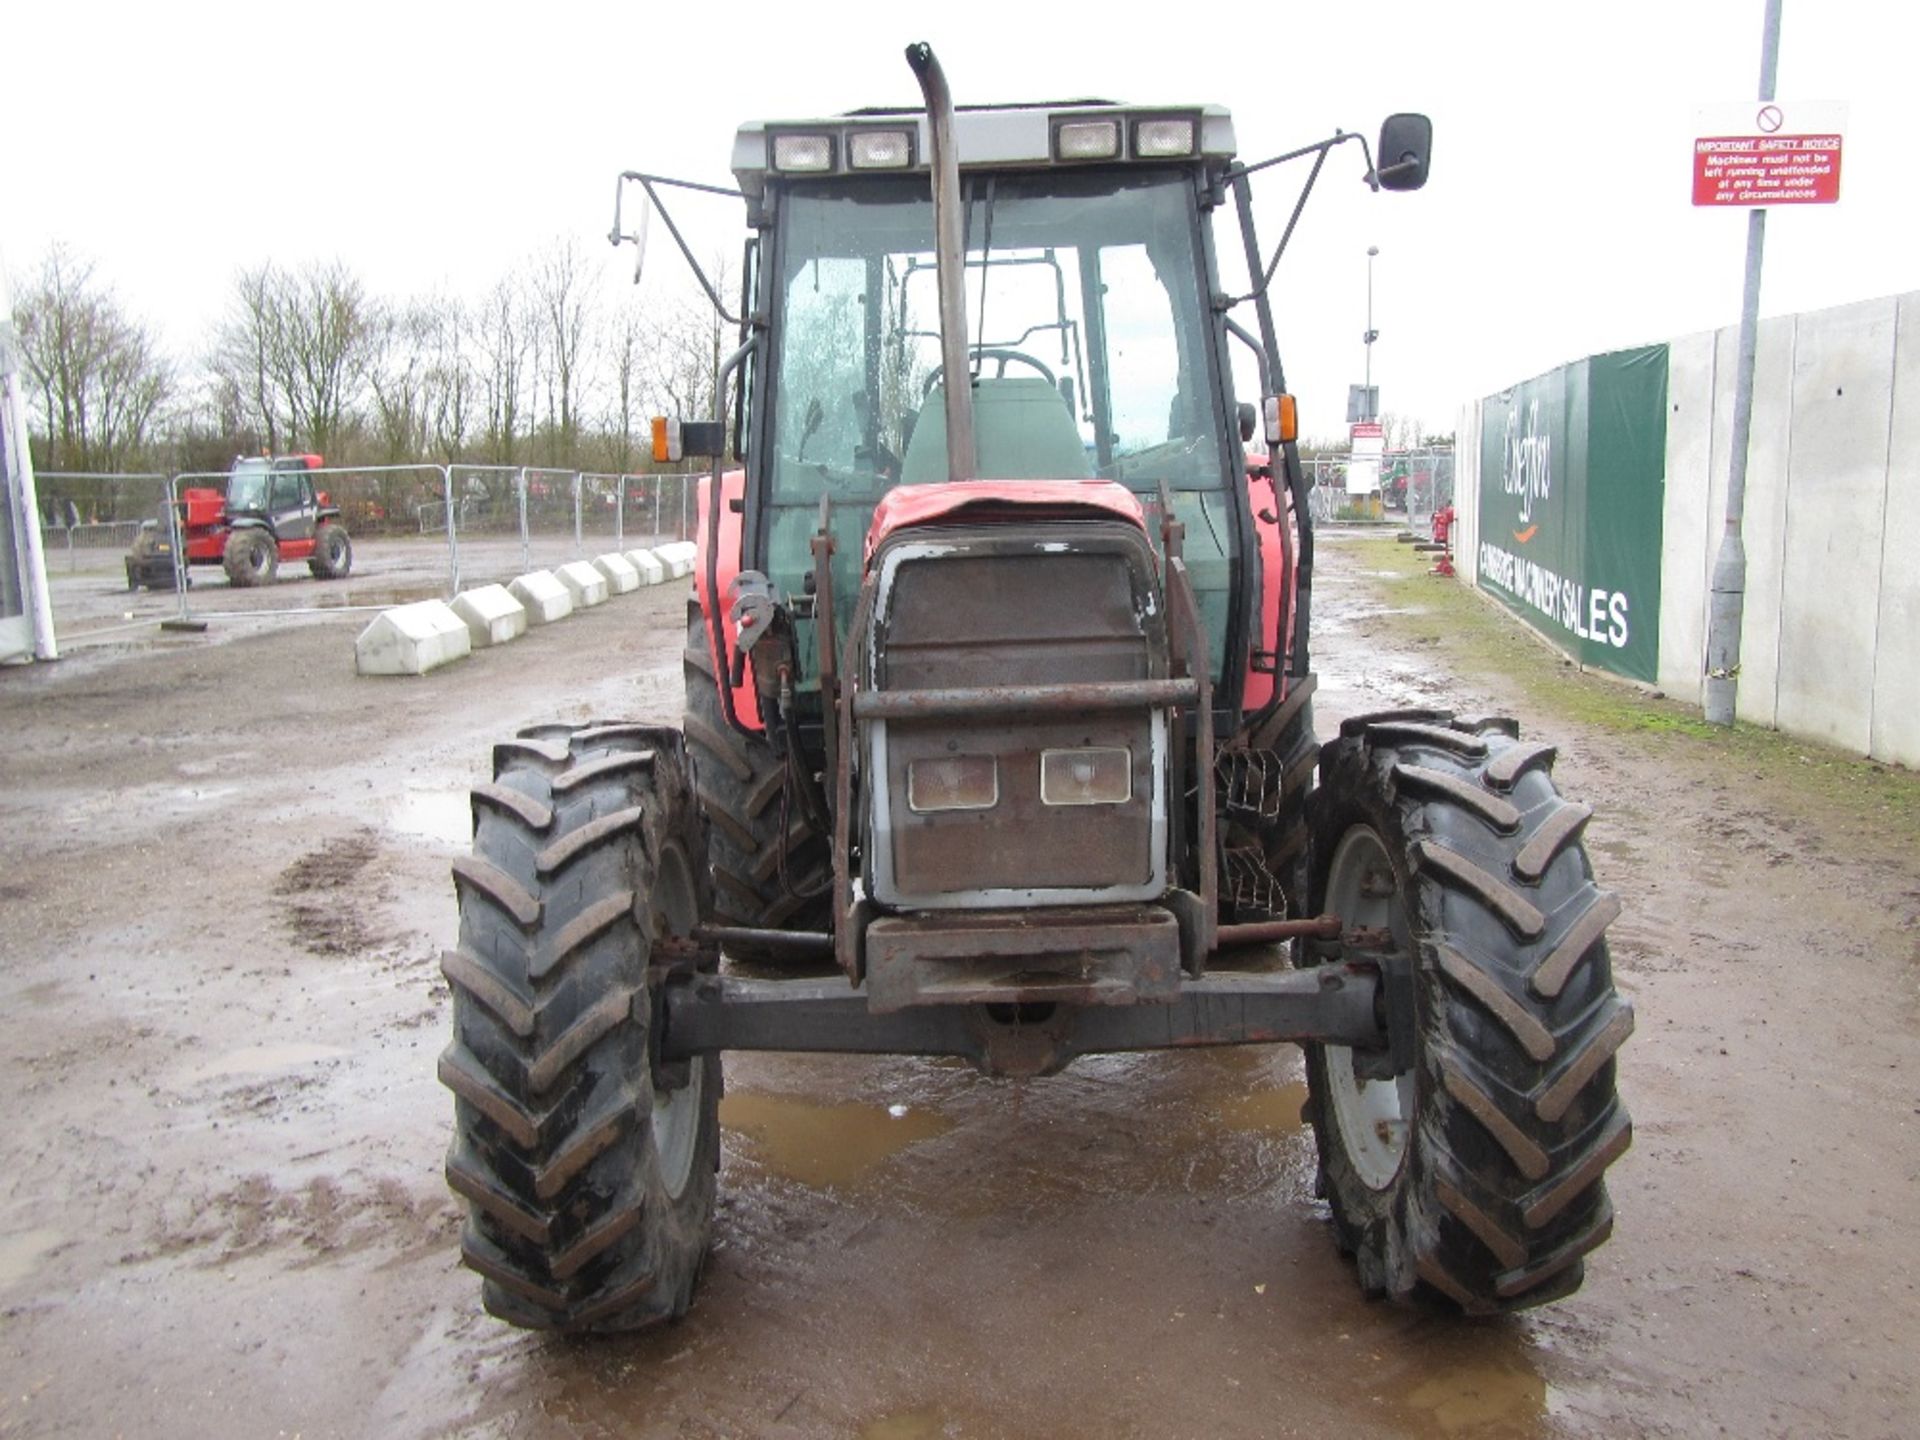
770;133;835;172
848;129;914;168
1134;118;1196;157
1054;119;1121;161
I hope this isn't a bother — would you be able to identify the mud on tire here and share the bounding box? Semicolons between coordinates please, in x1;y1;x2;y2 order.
440;722;720;1332
1303;710;1633;1313
682;603;830;954
308;521;352;579
223;527;277;586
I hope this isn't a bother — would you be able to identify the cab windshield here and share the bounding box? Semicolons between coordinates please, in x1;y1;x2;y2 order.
768;168;1227;503
227;461;271;512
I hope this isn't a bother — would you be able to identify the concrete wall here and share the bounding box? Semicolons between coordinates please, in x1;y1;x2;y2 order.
1458;288;1919;768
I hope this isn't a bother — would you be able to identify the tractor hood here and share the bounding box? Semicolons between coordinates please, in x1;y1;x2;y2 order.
865;479;1146;565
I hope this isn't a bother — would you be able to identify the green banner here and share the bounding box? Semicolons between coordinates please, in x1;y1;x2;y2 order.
1476;345;1666;683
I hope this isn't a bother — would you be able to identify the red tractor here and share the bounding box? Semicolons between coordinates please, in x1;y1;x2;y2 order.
124;453;353;589
440;46;1631;1334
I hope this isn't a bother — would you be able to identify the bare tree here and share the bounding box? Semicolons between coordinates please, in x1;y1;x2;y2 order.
370;304;434;463
1380;411;1426;450
422;296;475;464
12;245;173;471
219;265;281;452
475;276;528;463
531;237;597;463
215;260;379;457
602;308;645;475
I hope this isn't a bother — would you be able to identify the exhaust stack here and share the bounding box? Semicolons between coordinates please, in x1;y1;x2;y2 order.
904;42;975;482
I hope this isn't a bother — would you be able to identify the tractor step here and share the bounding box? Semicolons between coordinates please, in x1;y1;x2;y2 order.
1223;844;1288;921
1216;747;1302;823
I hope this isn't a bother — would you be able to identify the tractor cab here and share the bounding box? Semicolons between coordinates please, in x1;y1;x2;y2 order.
225;454;326;542
730;103;1252;708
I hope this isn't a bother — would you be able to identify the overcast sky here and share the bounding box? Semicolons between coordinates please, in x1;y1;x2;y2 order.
4;0;1913;442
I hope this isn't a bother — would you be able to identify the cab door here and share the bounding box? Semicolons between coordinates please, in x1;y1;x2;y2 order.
269;465;315;546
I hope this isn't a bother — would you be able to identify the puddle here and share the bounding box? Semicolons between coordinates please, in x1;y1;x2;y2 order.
1213;1079;1309;1133
1396;1359;1551;1435
0;1228;64;1290
720;1092;954;1189
860;1408;951;1440
385;788;472;849
185;1042;346;1083
314;585;444;609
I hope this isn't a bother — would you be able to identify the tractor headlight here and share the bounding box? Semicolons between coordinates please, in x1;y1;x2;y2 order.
848;129;914;169
908;755;998;813
771;133;835;172
1134;118;1196;158
1055;119;1120;161
1040;747;1132;806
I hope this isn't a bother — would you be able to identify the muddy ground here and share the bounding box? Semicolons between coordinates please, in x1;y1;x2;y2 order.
0;533;1914;1439
44;528;688;646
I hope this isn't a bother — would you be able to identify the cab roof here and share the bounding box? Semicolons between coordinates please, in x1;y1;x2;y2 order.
731;100;1236;205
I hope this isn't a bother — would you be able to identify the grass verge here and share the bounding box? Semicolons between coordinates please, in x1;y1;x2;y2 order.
1351;533;1920;852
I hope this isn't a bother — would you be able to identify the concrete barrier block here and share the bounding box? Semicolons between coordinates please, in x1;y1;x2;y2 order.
624;548;667;585
508;570;574;625
654;540;696;578
555;560;610;607
355;600;472;676
450;584;528;647
593;552;641;594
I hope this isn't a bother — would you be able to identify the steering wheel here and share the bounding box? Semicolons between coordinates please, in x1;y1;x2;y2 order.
922;348;1057;397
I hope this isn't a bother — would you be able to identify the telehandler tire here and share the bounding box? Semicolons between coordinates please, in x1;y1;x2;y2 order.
223;528;277;586
682;603;831;957
1303;711;1632;1313
308;521;352;579
440;722;720;1332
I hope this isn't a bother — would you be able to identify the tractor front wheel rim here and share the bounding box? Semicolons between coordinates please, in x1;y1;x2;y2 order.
1323;824;1416;1192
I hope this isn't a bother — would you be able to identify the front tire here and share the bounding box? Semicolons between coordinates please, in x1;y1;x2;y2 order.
1304;711;1633;1313
308;521;352;579
222;528;277;586
440;722;720;1331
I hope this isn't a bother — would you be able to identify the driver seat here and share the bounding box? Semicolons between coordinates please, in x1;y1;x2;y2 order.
900;377;1093;486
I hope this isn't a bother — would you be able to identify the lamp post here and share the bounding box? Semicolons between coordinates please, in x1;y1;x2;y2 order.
1363;245;1380;413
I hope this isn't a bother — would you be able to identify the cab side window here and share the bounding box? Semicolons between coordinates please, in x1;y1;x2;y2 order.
269;472;307;512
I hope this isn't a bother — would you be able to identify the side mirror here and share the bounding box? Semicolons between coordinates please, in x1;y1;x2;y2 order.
610;175;652;285
1373;113;1432;192
629;193;651;284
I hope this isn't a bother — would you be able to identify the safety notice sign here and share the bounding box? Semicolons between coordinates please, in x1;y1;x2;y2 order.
1693;101;1846;206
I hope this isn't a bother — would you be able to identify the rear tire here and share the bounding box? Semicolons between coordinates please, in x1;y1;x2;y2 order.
440;722;720;1332
308;521;352;579
222;528;277;586
1303;711;1632;1313
682;603;830;957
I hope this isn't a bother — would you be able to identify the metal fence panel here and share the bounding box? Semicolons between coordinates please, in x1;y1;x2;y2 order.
35;471;177;643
